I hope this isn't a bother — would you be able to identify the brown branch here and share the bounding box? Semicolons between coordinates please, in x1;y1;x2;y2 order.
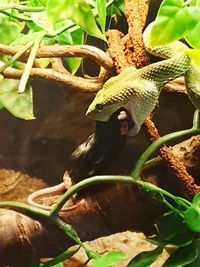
106;30;131;73
3;67;102;93
124;0;150;68
51;58;70;74
143;117;200;198
0;44;115;74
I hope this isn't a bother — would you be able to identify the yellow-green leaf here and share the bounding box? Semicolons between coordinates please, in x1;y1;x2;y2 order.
46;0;74;27
0;77;35;120
72;0;106;41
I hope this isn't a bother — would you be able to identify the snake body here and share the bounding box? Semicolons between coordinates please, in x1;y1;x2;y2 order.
86;29;199;135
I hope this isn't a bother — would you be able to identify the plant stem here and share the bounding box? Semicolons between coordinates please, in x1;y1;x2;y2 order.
50;176;134;216
0;10;32;22
0;4;45;12
0;42;33;73
193;110;200;129
18;31;45;93
0;201;50;217
54;217;99;259
41;247;79;267
131;127;200;180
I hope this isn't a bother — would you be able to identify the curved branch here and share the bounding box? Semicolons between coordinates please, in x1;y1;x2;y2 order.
3;67;103;93
0;44;115;74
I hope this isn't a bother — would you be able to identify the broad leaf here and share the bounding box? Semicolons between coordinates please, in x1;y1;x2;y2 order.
163;244;198;266
30;12;52;33
184;207;200;232
0;18;21;45
46;0;74;27
148;0;200;46
127;247;163;267
96;0;106;33
72;0;106;41
185;22;200;49
90;251;126;267
0;77;35;120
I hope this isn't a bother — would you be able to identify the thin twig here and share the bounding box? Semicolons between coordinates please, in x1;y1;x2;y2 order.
3;67;103;93
0;44;114;74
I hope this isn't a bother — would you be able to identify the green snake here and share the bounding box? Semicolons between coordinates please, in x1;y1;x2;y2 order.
86;26;200;136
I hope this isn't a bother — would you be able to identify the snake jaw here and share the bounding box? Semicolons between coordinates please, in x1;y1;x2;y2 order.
123;102;139;136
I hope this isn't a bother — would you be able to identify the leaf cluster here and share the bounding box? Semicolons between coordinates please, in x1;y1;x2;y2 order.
0;0;124;120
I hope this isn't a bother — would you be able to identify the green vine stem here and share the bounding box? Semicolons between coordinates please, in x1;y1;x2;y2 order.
0;201;49;217
41;247;79;267
0;4;45;12
0;41;34;73
50;176;133;216
131;110;200;181
18;31;45;93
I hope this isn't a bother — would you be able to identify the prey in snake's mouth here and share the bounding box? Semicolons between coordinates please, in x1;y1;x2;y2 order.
118;104;138;136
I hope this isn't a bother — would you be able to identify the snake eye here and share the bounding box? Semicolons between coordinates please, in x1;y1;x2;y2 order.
96;104;104;112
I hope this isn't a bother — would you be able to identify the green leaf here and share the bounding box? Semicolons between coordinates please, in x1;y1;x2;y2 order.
0;17;21;45
127;247;163;267
64;28;84;74
0;101;4;110
96;0;106;33
0;77;35;120
41;248;78;267
185;21;200;48
185;207;200;232
148;0;200;46
154;212;195;246
30;12;52;33
72;0;106;41
163;244;198;267
192;192;200;207
115;0;125;12
90;251;126;267
46;0;74;27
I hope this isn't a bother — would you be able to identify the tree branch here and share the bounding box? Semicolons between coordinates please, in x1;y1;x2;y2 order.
0;44;114;74
3;67;103;93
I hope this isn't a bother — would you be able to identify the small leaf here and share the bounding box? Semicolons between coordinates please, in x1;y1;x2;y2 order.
127;247;163;267
185;21;200;49
184;207;200;232
96;0;106;33
0;78;35;120
30;12;53;32
115;0;125;12
192;192;200;207
148;0;200;46
46;0;74;27
163;244;198;267
0;18;21;45
64;28;84;74
90;251;126;267
72;0;106;41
